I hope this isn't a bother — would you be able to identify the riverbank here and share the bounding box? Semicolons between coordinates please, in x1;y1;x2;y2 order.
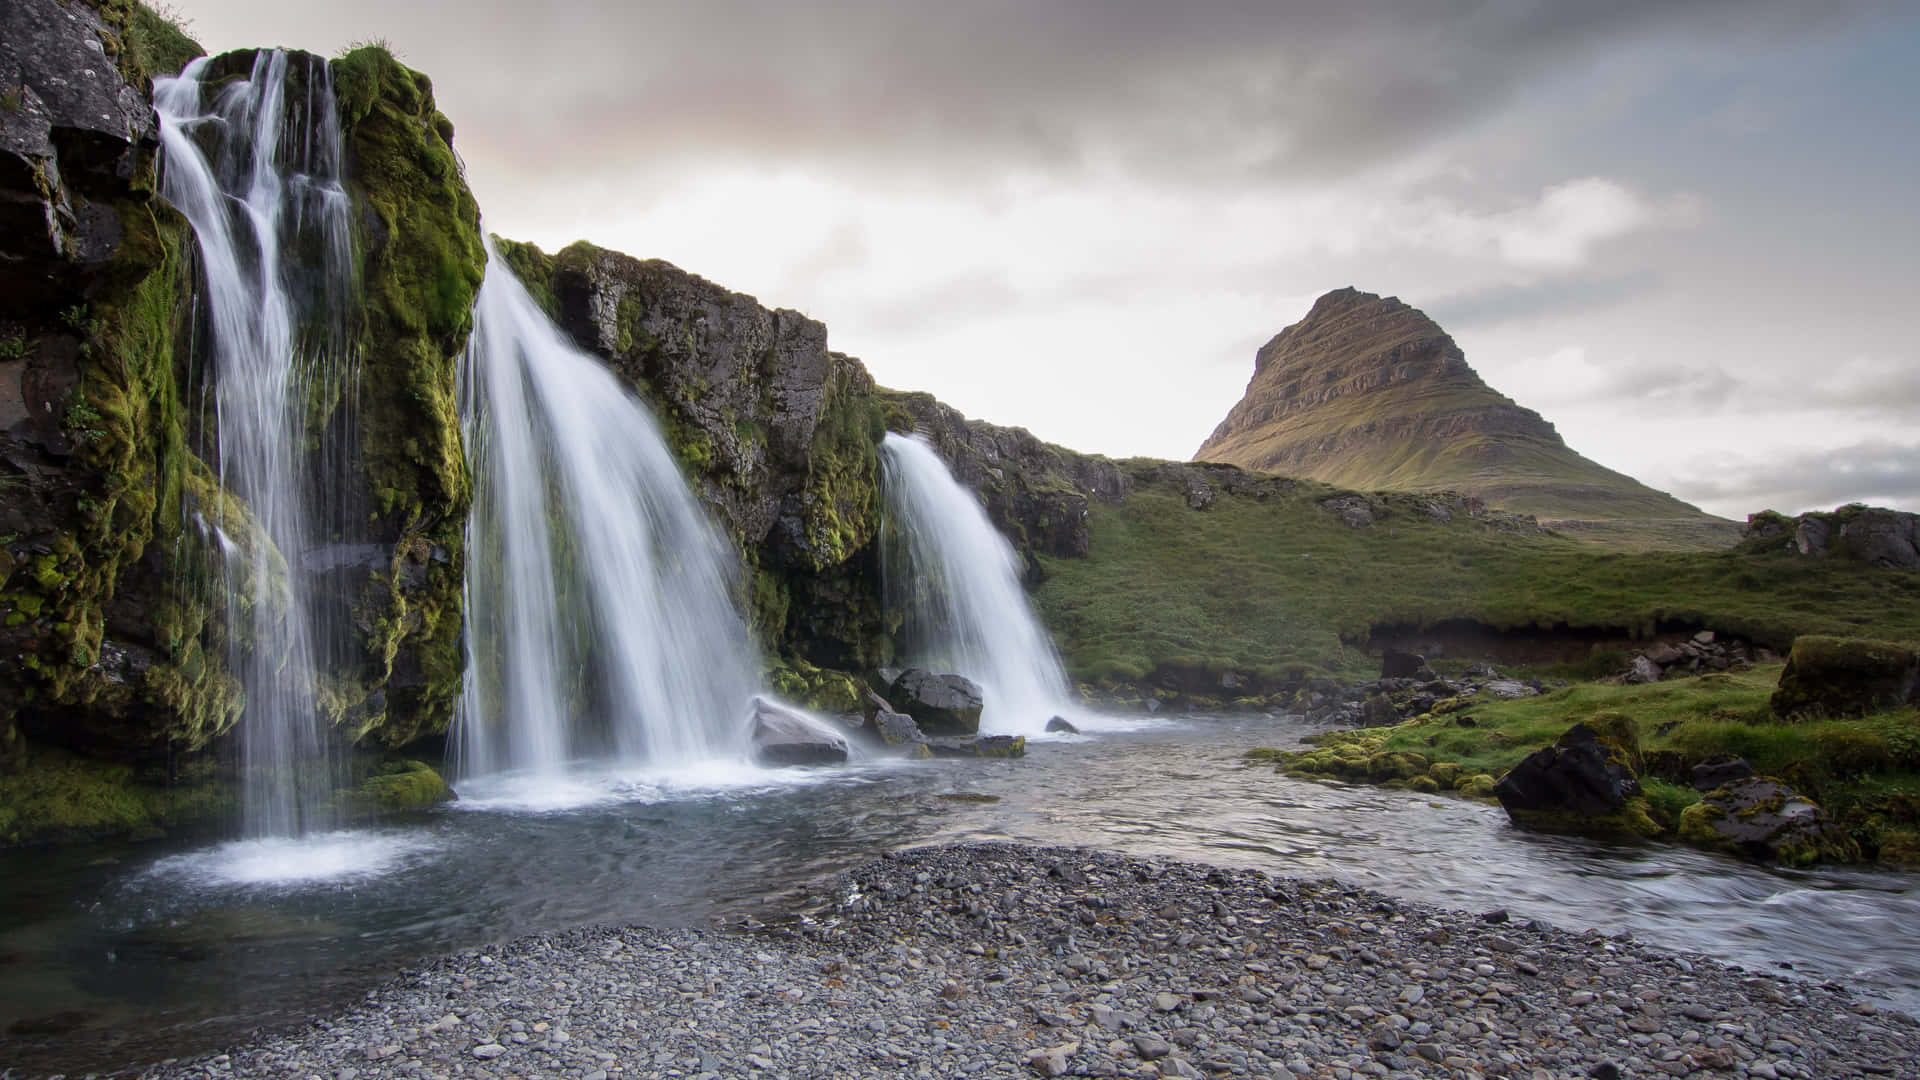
132;843;1917;1080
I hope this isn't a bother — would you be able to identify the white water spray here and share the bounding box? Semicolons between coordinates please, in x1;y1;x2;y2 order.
880;433;1075;736
454;239;762;783
156;51;357;837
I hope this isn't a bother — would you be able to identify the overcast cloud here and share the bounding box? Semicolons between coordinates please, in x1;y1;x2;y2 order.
171;0;1920;520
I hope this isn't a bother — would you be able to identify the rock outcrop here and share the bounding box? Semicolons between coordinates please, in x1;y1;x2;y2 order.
1743;505;1920;570
1194;288;1733;546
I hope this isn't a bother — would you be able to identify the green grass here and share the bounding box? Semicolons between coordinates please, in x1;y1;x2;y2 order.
1033;468;1920;686
1359;667;1920;855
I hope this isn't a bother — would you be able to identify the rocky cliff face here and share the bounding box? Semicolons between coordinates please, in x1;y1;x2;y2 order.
497;240;896;692
880;390;1130;565
0;4;483;840
1195;288;1732;548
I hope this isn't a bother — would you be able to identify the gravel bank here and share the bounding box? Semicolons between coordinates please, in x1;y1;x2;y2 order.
136;843;1918;1080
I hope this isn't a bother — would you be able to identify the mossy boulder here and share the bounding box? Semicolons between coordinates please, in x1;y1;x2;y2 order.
1365;750;1429;781
337;759;454;819
1770;635;1919;720
1428;761;1464;789
1458;773;1498;798
1678;776;1859;866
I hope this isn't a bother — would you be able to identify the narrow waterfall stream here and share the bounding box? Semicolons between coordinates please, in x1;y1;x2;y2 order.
154;52;358;837
453;240;762;795
881;433;1078;735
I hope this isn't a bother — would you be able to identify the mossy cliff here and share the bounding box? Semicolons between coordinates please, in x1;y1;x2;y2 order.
316;45;484;746
1;0;238;771
0;9;481;844
495;239;897;685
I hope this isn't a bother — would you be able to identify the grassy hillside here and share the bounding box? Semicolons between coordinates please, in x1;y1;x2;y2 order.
1033;466;1920;685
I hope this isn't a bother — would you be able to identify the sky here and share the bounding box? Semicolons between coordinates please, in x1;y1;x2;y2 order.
168;0;1920;520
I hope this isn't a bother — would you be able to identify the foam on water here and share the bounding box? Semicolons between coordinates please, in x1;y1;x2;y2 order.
450;755;898;814
146;831;441;889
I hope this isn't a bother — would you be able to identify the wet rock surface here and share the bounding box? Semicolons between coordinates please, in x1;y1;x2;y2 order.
138;843;1920;1080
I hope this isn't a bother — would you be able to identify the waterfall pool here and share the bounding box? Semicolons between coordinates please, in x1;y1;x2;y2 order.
2;713;1915;1074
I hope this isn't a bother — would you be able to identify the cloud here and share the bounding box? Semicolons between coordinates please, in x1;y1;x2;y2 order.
180;0;1888;194
1674;439;1920;515
1427;272;1661;328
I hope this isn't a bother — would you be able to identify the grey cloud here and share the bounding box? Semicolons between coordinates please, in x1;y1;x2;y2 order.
1675;440;1920;516
1427;273;1660;328
224;0;1885;191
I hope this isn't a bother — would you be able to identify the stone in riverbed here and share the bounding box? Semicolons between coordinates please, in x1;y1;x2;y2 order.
748;697;849;766
1045;716;1079;734
925;735;1026;759
1493;721;1658;837
1679;776;1859;865
888;669;985;735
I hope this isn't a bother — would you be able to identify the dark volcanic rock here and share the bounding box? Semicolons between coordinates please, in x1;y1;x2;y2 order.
1690;755;1756;791
1044;716;1079;734
1381;649;1426;679
1494;722;1655;836
1680;777;1859;865
888;669;985;736
749;698;849;766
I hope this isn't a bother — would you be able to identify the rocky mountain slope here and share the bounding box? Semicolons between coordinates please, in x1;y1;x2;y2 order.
1195;288;1737;550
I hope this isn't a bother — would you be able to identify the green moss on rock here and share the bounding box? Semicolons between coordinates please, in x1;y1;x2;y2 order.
1771;635;1919;720
337;758;453;819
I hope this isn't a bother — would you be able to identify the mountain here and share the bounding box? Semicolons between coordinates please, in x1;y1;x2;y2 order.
1194;287;1737;550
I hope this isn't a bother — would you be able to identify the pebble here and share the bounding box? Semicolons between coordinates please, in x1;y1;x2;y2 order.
132;843;1920;1080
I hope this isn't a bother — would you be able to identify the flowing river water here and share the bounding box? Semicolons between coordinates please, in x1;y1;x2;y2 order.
2;713;1917;1074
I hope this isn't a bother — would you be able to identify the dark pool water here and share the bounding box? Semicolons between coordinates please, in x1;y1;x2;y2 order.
2;713;1916;1075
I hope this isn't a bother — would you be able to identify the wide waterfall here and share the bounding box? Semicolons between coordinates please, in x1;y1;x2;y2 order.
155;52;358;837
454;240;762;784
880;433;1075;735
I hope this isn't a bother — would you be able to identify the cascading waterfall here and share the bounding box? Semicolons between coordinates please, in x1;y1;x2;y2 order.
454;239;761;783
155;51;358;837
880;432;1075;736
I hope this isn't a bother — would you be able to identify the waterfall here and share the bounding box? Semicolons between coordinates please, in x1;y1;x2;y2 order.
453;239;761;782
880;433;1074;735
155;51;358;837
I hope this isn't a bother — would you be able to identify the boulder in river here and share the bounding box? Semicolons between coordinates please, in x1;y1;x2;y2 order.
888;669;985;735
749;697;850;766
924;735;1026;759
1493;719;1658;837
1679;776;1859;865
1044;716;1079;734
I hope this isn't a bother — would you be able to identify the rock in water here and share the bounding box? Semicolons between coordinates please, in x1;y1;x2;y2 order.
867;705;926;749
1044;716;1079;734
888;669;985;735
1680;777;1859;865
1493;721;1657;837
748;698;849;766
